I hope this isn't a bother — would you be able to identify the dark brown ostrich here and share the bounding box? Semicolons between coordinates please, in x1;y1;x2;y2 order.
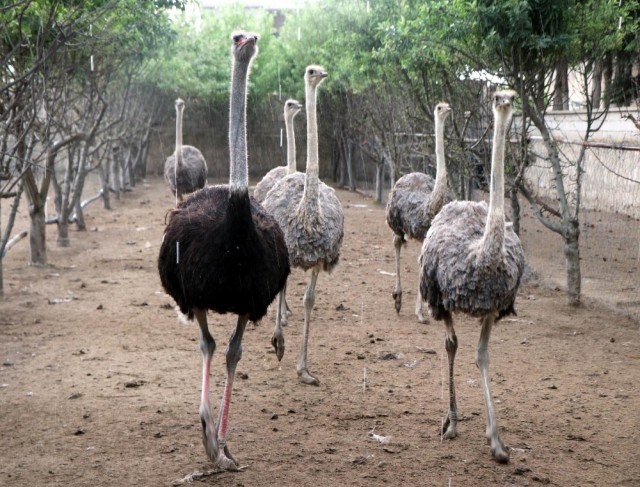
157;32;289;471
419;90;525;463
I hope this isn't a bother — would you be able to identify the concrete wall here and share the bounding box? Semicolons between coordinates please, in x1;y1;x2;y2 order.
517;109;640;218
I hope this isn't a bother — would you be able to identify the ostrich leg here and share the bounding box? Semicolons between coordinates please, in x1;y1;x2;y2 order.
477;313;509;463
271;286;286;361
441;312;459;439
392;234;403;314
414;273;427;323
194;309;221;465
214;313;249;470
297;265;320;385
279;280;289;327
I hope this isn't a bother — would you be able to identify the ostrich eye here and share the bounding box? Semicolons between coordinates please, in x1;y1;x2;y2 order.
233;34;243;43
309;69;315;75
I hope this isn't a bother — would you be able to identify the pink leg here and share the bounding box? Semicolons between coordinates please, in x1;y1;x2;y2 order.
194;309;219;464
271;287;286;361
215;314;249;469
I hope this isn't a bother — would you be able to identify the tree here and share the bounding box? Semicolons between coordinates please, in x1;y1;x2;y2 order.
475;0;637;305
0;0;177;275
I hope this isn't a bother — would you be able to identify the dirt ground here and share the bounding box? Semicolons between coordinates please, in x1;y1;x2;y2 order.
1;176;638;487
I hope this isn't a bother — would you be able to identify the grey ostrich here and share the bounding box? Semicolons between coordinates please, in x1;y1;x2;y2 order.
164;98;208;203
157;32;289;470
386;102;452;322
253;98;303;203
418;90;524;463
263;65;344;385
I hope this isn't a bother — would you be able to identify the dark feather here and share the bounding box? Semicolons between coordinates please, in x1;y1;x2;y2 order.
158;185;290;322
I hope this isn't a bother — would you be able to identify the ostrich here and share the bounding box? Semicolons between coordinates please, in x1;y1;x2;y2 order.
253;98;303;203
164;98;208;203
418;90;525;463
262;65;344;385
386;102;452;323
157;32;289;470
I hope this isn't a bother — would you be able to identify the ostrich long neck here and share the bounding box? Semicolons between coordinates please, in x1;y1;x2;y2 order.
301;81;319;208
175;106;184;169
229;57;250;192
285;111;297;174
480;111;509;258
429;114;447;217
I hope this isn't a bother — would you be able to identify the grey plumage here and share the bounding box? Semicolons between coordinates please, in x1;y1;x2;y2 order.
164;98;207;202
254;99;303;203
419;200;523;319
385;102;452;322
263;65;344;386
418;90;525;464
263;171;343;271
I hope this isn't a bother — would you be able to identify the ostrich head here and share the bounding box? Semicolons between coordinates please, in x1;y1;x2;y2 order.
231;31;259;63
285;99;303;117
492;90;516;121
434;102;452;121
305;65;328;88
175;98;185;110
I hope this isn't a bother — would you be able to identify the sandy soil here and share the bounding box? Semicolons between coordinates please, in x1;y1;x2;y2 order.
0;176;638;487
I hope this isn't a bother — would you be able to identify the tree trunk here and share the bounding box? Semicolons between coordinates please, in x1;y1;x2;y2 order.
138;139;150;179
29;199;48;265
0;198;3;293
553;58;569;110
56;205;71;247
97;158;111;210
345;139;355;191
74;199;86;231
592;60;603;109
373;163;382;203
564;220;581;306
111;146;122;200
602;54;613;109
339;140;349;188
0;179;26;293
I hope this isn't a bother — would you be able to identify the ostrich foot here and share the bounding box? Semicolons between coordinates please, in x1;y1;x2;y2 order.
297;368;320;386
487;433;510;463
214;440;241;471
392;290;402;314
200;410;241;471
490;439;510;463
440;415;458;440
271;334;285;361
201;424;242;470
415;309;428;324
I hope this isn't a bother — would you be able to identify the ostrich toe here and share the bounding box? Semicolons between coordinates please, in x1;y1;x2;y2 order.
271;334;285;361
440;415;458;439
200;411;220;463
215;442;241;471
392;290;402;314
491;439;510;463
297;368;320;386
